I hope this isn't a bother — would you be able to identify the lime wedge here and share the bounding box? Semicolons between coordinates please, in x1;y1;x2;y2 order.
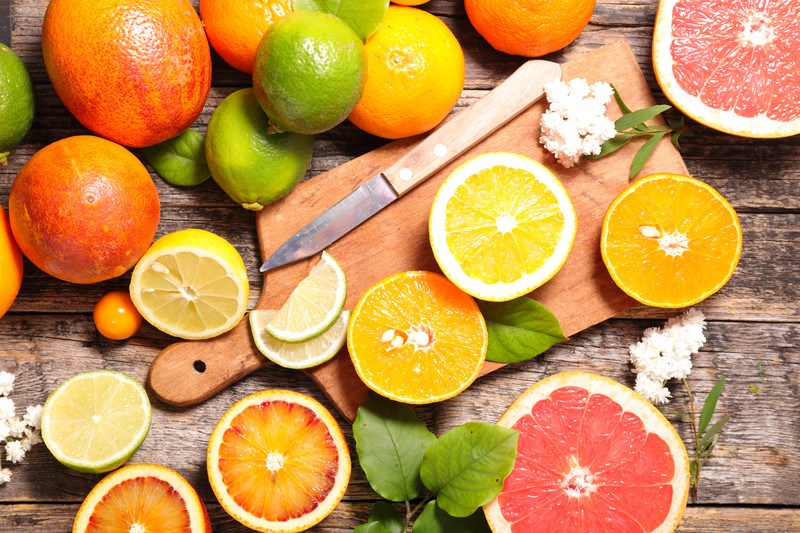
265;251;347;343
41;370;151;474
251;310;350;369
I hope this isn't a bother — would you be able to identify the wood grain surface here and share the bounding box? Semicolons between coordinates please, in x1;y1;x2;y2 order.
1;0;799;531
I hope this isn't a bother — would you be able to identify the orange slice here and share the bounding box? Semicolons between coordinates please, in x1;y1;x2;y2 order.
601;173;742;308
73;463;211;532
347;271;487;404
484;371;690;532
207;389;351;532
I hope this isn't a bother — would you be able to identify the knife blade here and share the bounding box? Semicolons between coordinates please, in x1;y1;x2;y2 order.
260;59;562;272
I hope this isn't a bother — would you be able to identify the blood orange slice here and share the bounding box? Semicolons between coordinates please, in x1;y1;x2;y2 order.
653;0;800;138
73;463;211;532
484;372;690;532
207;389;351;532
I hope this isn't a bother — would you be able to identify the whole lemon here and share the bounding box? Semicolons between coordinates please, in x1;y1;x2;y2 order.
0;43;35;163
206;88;314;211
252;10;366;135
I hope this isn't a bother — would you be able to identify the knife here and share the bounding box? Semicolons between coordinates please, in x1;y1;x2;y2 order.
260;60;562;272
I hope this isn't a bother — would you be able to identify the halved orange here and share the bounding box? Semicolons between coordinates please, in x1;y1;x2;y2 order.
347;271;487;404
73;463;211;532
601;173;742;308
207;389;351;532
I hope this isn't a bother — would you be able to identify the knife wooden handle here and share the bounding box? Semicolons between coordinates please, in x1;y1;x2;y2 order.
382;59;561;196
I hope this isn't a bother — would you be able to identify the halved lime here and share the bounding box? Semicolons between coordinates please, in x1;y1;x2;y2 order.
41;370;151;474
265;251;347;343
251;310;350;369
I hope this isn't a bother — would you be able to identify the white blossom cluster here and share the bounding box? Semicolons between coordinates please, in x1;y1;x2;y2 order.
539;78;618;168
0;371;43;485
630;309;707;405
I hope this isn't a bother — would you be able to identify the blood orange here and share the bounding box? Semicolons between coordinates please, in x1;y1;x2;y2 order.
653;0;800;138
73;463;211;532
484;372;690;532
207;389;351;532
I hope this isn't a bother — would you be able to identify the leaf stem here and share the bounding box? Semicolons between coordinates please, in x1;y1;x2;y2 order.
683;378;700;501
405;494;433;531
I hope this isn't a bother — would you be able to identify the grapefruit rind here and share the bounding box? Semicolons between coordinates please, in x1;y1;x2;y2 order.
483;371;690;533
207;389;351;533
73;463;211;533
429;152;577;303
652;0;800;139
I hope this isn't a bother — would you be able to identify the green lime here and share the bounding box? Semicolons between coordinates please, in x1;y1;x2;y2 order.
252;10;366;135
205;88;314;210
41;370;152;474
0;43;35;163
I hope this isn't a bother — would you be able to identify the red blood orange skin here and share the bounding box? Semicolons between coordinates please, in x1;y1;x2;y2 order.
653;0;800;138
9;136;160;285
42;0;212;148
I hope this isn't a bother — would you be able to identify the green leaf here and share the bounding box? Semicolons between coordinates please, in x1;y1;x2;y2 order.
478;298;567;364
294;0;389;41
629;131;667;179
368;501;403;533
614;104;672;132
697;414;731;455
353;392;436;502
142;129;211;187
610;84;633;115
420;422;519;517
699;378;725;436
412;500;491;533
354;522;394;533
589;133;633;159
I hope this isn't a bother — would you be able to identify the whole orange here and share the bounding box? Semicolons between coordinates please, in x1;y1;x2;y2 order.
0;205;23;319
464;0;596;58
41;0;212;148
9;136;160;285
200;0;293;74
348;6;464;139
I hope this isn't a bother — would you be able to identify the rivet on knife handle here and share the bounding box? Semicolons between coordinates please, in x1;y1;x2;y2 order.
382;59;561;196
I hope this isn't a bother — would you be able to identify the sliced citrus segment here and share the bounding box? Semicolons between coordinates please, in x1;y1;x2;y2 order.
207;389;351;532
41;370;151;474
73;463;211;532
484;371;690;533
601;173;742;308
653;0;800;138
429;151;577;302
250;309;350;369
347;271;487;404
129;228;249;340
264;251;347;343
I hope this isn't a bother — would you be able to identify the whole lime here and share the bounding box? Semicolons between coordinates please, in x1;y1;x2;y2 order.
0;43;35;163
252;10;366;135
206;88;314;210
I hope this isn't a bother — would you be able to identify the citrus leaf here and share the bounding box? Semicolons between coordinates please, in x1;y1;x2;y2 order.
353;392;436;502
294;0;389;41
614;104;672;132
478;298;567;364
699;377;725;436
353;501;403;533
412;500;491;533
354;522;394;533
697;414;731;455
420;422;519;517
629;131;667;179
589;133;633;159
142;129;210;187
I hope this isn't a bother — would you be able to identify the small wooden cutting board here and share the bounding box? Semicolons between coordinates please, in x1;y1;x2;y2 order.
148;41;689;421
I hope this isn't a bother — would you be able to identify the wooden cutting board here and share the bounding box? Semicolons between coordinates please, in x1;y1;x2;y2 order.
148;41;689;421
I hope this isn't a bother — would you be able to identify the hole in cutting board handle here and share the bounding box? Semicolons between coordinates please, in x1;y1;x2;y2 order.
193;360;206;373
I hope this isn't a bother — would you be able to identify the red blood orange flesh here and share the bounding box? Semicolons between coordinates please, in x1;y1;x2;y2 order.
653;0;800;138
73;463;211;532
484;372;690;532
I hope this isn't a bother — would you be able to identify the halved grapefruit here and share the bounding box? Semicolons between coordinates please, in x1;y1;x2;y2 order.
207;389;351;532
653;0;800;138
73;463;211;532
484;372;690;532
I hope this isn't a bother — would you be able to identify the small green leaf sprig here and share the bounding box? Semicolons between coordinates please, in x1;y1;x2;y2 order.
683;377;730;500
353;394;519;532
591;86;693;179
480;297;567;364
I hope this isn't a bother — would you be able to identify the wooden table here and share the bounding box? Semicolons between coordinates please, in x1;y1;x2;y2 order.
1;1;798;531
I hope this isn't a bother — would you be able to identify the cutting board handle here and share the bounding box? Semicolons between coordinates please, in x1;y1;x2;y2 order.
147;320;264;406
383;59;561;196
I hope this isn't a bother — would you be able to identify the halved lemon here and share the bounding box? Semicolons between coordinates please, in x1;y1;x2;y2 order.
129;228;249;340
264;251;347;343
429;152;577;302
250;309;350;369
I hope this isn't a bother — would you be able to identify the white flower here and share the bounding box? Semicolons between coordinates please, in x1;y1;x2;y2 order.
0;468;11;485
539;78;618;168
6;417;27;439
23;405;42;430
0;371;14;396
0;397;15;421
5;440;26;463
634;374;672;405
